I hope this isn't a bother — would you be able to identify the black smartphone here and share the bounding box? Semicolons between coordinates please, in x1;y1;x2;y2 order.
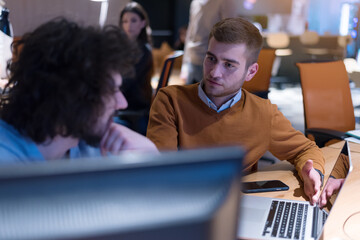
242;180;289;193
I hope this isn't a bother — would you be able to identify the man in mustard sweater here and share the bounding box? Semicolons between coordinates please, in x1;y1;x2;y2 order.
147;17;325;205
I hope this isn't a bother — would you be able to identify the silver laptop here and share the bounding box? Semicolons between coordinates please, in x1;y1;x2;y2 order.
238;141;353;240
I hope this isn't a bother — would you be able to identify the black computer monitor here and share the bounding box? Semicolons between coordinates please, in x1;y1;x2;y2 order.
0;146;244;240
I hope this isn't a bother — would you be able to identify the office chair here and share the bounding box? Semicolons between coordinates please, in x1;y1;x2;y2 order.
266;32;290;49
299;30;320;45
296;60;355;147
299;30;331;60
243;49;277;164
265;32;292;89
242;48;276;99
154;50;183;96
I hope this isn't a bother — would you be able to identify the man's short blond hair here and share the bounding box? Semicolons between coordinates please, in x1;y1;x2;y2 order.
209;17;263;68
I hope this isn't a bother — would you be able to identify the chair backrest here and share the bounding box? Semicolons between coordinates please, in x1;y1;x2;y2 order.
154;50;183;96
152;42;174;74
242;48;276;99
299;30;320;45
296;60;355;132
266;32;290;49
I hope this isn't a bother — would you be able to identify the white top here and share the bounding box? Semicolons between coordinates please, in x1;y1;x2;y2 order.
182;0;239;67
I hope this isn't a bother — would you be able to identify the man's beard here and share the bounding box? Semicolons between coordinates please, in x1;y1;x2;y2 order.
82;133;103;147
82;114;114;147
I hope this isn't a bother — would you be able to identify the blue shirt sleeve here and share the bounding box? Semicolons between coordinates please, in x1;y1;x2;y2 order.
69;141;102;159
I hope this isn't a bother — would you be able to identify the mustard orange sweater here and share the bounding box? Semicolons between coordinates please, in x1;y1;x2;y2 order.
147;83;324;176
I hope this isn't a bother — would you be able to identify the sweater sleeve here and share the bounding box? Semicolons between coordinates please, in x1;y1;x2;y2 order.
146;89;179;150
268;103;325;179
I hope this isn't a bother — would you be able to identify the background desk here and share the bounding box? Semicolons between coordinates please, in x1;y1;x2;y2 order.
241;142;360;239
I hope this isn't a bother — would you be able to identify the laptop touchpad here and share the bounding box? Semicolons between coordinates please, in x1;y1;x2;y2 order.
241;207;267;222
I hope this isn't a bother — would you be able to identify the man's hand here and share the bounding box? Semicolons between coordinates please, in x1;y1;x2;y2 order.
100;123;158;155
319;177;344;208
301;159;322;205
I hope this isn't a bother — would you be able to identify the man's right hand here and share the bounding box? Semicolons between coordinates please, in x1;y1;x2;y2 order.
301;160;322;205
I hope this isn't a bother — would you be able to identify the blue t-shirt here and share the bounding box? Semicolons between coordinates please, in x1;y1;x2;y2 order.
0;120;101;163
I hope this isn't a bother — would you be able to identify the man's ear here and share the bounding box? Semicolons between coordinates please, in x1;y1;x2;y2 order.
245;62;259;82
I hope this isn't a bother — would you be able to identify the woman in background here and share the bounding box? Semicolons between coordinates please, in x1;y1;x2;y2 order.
118;2;153;135
174;25;187;50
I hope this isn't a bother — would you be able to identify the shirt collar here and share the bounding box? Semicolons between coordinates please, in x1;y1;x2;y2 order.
198;81;242;113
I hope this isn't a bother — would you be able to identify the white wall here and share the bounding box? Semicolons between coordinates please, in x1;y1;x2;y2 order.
308;0;347;35
6;0;129;37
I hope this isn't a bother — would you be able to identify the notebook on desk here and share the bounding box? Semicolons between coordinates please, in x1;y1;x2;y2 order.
238;141;353;240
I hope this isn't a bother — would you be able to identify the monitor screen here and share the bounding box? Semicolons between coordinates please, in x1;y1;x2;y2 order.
323;140;353;210
0;146;244;240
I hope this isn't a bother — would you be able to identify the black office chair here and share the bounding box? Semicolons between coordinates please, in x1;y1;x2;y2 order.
154;50;183;97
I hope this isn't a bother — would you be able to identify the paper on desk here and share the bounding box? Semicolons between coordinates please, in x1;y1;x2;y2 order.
346;130;360;139
345;137;360;144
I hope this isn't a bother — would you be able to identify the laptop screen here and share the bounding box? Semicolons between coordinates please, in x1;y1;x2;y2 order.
320;141;353;211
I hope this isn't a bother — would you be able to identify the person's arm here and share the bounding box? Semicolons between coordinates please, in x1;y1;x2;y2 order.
268;103;325;205
146;89;179;150
220;0;239;19
100;123;158;155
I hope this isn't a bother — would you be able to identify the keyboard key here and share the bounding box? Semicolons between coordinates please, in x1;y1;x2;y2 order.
294;204;304;239
271;201;284;237
301;205;308;239
262;200;278;236
279;202;291;237
287;203;298;238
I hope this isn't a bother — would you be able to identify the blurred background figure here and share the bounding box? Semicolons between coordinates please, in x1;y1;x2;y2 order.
181;0;239;84
118;1;154;135
173;25;187;50
0;1;13;79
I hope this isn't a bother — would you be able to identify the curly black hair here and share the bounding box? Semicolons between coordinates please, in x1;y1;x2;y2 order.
0;18;139;143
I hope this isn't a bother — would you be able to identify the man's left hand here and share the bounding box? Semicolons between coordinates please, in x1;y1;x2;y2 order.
301;159;322;205
100;123;158;155
319;177;344;208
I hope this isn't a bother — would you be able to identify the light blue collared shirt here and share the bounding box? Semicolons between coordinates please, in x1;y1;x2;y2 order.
198;82;242;113
0;119;101;163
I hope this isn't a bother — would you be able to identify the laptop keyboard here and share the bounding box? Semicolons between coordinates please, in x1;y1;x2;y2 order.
322;211;328;225
262;200;308;239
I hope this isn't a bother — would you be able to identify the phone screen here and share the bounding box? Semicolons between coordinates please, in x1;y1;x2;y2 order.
242;180;289;193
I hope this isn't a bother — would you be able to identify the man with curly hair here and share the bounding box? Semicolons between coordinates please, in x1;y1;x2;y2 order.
0;18;157;162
